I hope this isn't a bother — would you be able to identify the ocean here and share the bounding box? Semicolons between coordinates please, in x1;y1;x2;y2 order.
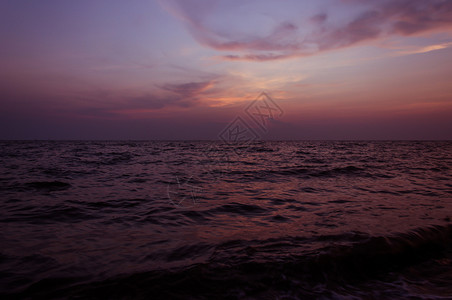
0;140;451;299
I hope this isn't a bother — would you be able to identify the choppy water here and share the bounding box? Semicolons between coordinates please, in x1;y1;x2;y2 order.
1;141;451;299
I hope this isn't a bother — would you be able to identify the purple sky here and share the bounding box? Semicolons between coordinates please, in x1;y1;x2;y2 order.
1;0;452;139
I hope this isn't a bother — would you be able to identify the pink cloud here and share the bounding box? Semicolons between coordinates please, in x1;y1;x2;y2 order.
160;80;214;97
162;0;452;61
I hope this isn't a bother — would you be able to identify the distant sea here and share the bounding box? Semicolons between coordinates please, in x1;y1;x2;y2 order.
1;141;451;299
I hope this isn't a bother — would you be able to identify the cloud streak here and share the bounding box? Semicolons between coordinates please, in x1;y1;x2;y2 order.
108;80;217;114
395;42;452;55
162;0;452;61
0;78;219;122
160;80;214;98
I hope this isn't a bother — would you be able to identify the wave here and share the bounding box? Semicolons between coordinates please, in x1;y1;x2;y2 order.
1;204;95;224
24;181;71;191
208;202;269;215
6;224;451;299
227;165;379;180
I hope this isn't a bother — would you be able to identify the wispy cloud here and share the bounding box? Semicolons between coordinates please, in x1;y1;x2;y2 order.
108;80;217;115
160;80;214;97
161;0;452;61
395;42;452;55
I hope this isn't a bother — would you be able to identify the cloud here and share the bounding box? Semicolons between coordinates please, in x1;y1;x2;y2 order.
102;79;221;116
106;80;216;115
125;94;190;110
395;42;452;55
160;80;214;97
222;53;295;62
0;78;219;122
161;0;452;61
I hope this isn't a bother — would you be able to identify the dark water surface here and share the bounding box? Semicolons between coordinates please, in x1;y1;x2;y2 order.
1;141;451;299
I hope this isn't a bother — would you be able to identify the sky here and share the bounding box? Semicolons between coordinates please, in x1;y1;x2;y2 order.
1;0;452;140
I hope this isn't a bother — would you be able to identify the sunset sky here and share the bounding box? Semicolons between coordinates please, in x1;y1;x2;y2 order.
1;0;452;139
